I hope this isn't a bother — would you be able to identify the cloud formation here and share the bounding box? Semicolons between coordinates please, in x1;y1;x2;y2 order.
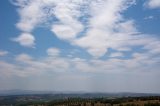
0;50;8;56
10;1;144;55
12;33;35;47
1;45;160;77
145;0;160;9
47;48;60;56
11;0;136;57
110;52;124;58
1;0;159;92
10;0;160;69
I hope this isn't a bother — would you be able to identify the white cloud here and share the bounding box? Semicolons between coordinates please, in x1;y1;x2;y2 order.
143;40;160;55
50;0;84;40
12;33;35;47
144;16;154;20
12;0;85;47
0;61;31;77
47;48;60;56
12;0;85;33
145;0;160;9
11;0;55;47
0;50;8;56
1;53;159;92
117;47;132;52
0;48;160;77
12;0;138;55
14;0;46;32
110;52;124;58
74;0;137;57
51;24;82;40
74;29;110;57
15;53;33;62
3;0;160;92
11;0;160;60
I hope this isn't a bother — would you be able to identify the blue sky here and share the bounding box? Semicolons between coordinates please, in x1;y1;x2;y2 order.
0;0;160;93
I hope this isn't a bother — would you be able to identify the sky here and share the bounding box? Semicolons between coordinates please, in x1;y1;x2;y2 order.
0;0;160;93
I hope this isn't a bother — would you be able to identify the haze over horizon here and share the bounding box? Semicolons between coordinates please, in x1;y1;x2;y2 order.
0;0;160;93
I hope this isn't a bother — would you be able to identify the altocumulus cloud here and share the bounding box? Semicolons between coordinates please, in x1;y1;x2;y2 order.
3;0;160;75
0;47;160;77
144;0;160;9
12;33;35;47
0;0;160;92
0;50;8;56
10;0;160;57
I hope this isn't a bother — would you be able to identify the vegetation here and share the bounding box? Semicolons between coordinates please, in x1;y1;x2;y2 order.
0;95;160;106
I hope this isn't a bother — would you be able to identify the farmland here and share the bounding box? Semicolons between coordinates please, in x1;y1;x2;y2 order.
0;94;160;106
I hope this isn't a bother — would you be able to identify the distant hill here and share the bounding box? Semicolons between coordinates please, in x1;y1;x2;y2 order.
0;89;54;96
0;89;160;97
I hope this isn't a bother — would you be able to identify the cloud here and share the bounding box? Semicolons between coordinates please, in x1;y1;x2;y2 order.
51;24;82;40
0;50;8;56
1;46;160;78
12;33;35;47
144;16;154;20
4;0;160;92
1;54;159;92
11;0;85;47
0;61;30;77
143;40;160;55
11;0;160;59
145;0;160;9
47;48;60;56
12;0;85;33
15;53;33;62
73;0;137;58
12;0;138;56
110;52;124;58
50;0;85;41
13;0;46;32
11;0;55;47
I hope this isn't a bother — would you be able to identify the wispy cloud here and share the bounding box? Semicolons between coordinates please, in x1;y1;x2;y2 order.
0;50;8;56
144;16;154;20
51;0;85;40
1;0;159;92
13;0;48;32
144;0;160;9
8;0;160;74
11;0;160;59
110;52;124;58
0;47;160;77
47;48;60;57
